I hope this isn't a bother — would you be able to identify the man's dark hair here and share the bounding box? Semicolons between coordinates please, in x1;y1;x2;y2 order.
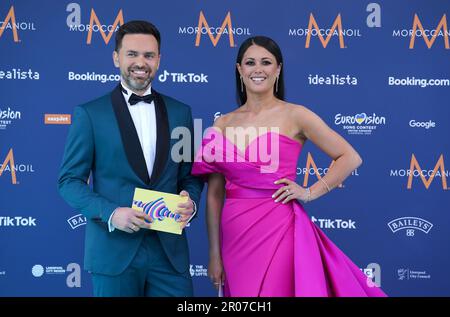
115;20;161;53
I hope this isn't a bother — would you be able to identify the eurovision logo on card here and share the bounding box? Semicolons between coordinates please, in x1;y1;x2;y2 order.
132;188;187;235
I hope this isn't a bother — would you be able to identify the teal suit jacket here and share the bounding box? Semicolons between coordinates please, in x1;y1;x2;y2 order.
58;84;203;276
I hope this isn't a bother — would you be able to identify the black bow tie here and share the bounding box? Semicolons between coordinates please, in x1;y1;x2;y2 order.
128;93;154;105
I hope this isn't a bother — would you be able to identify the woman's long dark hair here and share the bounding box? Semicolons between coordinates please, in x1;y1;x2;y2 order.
235;36;285;106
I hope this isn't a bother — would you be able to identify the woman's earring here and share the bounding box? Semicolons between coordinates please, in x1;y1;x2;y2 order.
240;76;244;92
275;76;279;93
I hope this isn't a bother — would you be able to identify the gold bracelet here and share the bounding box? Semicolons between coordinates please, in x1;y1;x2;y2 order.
319;177;331;192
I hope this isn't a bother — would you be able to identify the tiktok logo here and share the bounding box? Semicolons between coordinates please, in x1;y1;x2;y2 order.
158;70;208;83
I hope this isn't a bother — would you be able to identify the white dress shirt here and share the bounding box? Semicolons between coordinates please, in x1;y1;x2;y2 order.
121;83;157;178
108;82;196;232
108;82;156;232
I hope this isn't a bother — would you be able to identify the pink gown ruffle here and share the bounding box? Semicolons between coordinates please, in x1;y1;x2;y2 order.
192;129;387;297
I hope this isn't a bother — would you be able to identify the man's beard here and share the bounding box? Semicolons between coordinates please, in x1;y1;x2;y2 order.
122;67;153;92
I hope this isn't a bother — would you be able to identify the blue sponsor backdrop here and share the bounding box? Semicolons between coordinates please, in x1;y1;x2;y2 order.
1;0;449;296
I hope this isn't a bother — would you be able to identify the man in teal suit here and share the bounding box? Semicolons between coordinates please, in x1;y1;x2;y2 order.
58;20;203;296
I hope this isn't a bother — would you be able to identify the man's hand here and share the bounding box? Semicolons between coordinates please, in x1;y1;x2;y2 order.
176;190;195;229
111;207;153;233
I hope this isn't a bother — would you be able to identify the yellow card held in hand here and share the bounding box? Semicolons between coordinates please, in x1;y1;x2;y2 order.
132;188;188;235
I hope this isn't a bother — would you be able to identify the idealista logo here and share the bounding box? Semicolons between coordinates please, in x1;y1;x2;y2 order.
0;148;35;184
66;3;124;44
308;74;358;86
390;154;448;190
297;152;359;188
388;217;433;237
0;68;40;80
179;11;251;47
0;6;36;42
67;214;87;229
334;112;386;136
32;263;81;287
0;107;21;130
392;13;449;49
44;114;71;125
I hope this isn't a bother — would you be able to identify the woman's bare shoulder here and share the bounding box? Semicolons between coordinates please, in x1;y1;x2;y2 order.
213;107;246;130
284;102;310;111
282;102;315;119
213;110;236;130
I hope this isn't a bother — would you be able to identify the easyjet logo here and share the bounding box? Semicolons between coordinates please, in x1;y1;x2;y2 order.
409;14;449;49
44;114;71;125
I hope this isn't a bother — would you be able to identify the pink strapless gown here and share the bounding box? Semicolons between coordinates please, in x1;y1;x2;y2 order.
192;129;387;297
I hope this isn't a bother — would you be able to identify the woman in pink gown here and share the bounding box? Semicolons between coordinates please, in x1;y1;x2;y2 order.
192;36;386;297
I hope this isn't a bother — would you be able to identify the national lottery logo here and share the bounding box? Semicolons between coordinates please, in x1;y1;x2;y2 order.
189;264;208;277
133;198;181;222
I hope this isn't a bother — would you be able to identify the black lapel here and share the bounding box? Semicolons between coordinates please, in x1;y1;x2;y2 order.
110;84;150;185
149;88;169;186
